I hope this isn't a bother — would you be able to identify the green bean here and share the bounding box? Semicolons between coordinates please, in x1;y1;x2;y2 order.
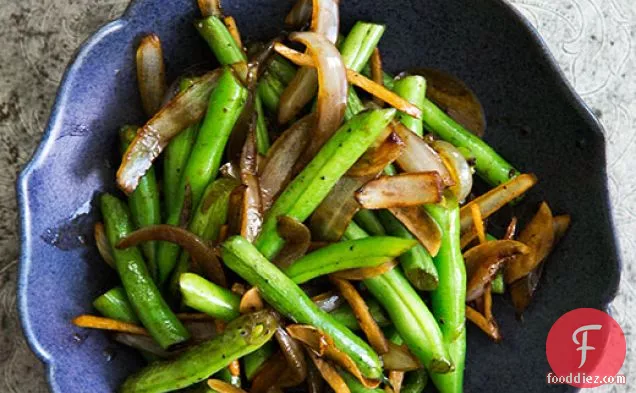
421;99;518;186
344;87;366;121
377;210;439;291
284;237;415;283
424;197;466;393
492;272;505;294
255;108;396;260
254;95;270;155
362;66;395;90
100;194;189;349
339;369;384;393
329;299;390;330
353;210;386;236
340;22;386;72
163;78;200;215
169;178;238;298
179;273;240;321
257;71;286;113
120;126;161;279
267;55;297;84
243;341;276;380
393;76;427;136
343;222;452;374
221;236;383;380
157;68;248;284
120;310;277;393
402;370;429;393
93;287;139;324
196;16;247;65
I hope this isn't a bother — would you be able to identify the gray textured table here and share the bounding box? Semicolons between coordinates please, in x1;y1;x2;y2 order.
0;0;633;392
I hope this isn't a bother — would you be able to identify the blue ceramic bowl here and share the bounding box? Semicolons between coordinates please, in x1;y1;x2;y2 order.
18;0;620;392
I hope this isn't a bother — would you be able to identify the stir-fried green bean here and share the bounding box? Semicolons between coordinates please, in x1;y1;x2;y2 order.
120;310;276;393
179;273;240;321
393;76;427;136
255;108;396;260
222;236;384;380
329;299;391;331
100;194;189;349
157;68;248;284
402;370;429;393
120;126;161;279
353;210;386;236
93;287;139;324
196;16;247;65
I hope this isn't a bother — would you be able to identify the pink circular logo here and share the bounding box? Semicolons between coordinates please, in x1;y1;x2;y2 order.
546;308;626;388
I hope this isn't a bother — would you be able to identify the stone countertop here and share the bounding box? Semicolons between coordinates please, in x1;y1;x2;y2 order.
0;1;633;392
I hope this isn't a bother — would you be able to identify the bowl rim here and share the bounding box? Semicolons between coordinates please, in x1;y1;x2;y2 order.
16;0;621;391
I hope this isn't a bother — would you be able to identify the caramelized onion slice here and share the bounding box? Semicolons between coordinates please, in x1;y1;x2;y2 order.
355;172;443;209
381;342;421;371
388;206;442;256
94;222;115;268
348;131;405;177
274;215;312;268
330;260;397;280
307;351;351;393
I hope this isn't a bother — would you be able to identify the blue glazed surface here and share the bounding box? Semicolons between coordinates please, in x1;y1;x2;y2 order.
17;0;620;392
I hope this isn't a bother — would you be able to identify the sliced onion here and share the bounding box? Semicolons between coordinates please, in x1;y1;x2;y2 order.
240;124;264;242
469;204;487;245
347;131;405;177
311;292;344;312
504;202;554;284
504;217;518;240
290;31;347;167
370;48;384;106
117;69;222;193
392;123;454;186
227;184;247;237
459;174;538;234
239;287;264;314
260;115;314;210
116;224;226;287
220;162;240;180
198;0;222;17
224;16;243;49
286;324;381;388
307;358;326;393
330;277;388;354
381;342;421;371
208;379;249;393
465;306;501;342
355;172;443;209
310;0;339;43
307;351;351;393
553;215;571;243
72;315;148;335
310;175;371;242
274;216;312;268
387;371;405;393
94;222;115;268
136;34;167;117
251;353;289;393
388;206;442;256
286;0;313;28
431;140;473;202
330;260;397;280
275;327;308;387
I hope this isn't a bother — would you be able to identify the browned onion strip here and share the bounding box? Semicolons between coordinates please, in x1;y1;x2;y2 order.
553;215;571;242
275;327;308;387
260;115;314;210
198;0;222;17
136;34;167;117
311;292;344;312
239;287;264;314
431;140;473;202
311;0;340;43
307;351;351;393
504;217;518;240
330;277;389;354
289;32;347;166
220;162;240;180
310;175;372;241
223;16;243;49
307;358;326;393
117;69;222;193
72;315;149;336
273;43;422;119
274;216;312;268
208;379;249;393
240;127;263;242
348;132;405;177
370;48;384;106
227;185;246;237
386;371;405;393
391;122;453;185
286;325;381;388
459;173;538;234
94;222;115;268
470;204;487;244
504;202;554;284
381;341;421;371
388;206;442;256
330;260;397;280
116;224;226;287
466;306;501;342
483;284;493;320
251;353;289;393
464;240;531;302
285;0;313;28
355;172;443;209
